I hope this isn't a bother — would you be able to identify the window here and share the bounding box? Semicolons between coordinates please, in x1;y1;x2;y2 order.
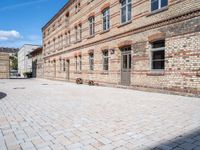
43;32;46;38
102;8;110;31
79;55;82;71
60;59;62;71
52;24;55;31
151;40;165;70
75;1;81;13
53;38;56;51
75;25;82;41
121;0;132;24
151;0;168;12
79;24;82;40
87;0;94;4
75;56;78;71
89;16;95;36
60;35;63;48
103;50;109;71
89;53;94;71
65;33;68;45
65;12;69;26
75;26;78;41
63;60;66;72
68;31;71;44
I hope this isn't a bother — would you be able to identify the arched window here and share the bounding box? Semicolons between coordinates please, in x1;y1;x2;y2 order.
88;16;95;36
120;0;132;24
102;8;110;31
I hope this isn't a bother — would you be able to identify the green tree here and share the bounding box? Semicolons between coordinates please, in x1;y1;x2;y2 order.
10;54;18;70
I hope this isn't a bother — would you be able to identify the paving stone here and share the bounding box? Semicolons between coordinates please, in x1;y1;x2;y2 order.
0;79;200;150
20;142;35;149
179;142;197;150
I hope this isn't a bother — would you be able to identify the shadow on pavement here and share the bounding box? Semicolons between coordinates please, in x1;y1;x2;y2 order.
0;92;7;100
149;128;200;150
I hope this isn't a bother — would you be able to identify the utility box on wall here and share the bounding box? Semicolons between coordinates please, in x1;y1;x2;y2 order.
0;52;10;79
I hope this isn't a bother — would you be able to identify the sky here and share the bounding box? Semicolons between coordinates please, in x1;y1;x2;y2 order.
0;0;67;48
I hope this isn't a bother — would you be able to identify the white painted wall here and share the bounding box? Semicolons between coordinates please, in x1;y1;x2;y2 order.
18;45;40;77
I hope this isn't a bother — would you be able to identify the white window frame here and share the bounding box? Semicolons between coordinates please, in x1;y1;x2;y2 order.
75;56;78;71
65;33;68;46
60;59;62;71
89;16;95;36
102;8;110;31
120;0;132;24
75;26;78;41
151;0;168;12
79;24;82;40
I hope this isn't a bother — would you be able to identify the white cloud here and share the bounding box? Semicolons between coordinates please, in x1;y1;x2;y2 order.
0;30;22;41
28;35;40;41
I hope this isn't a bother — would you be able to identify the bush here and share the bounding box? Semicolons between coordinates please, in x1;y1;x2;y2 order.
23;72;32;78
76;78;83;84
88;80;95;86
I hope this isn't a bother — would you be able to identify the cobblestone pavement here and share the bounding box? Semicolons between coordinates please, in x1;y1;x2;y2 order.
0;79;200;150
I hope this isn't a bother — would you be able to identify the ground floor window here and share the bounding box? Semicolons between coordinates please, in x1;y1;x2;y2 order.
63;60;66;72
75;56;78;71
60;59;62;71
89;53;94;71
79;55;82;71
151;40;165;70
102;50;109;71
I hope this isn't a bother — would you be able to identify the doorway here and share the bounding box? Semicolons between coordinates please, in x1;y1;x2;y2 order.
121;47;131;86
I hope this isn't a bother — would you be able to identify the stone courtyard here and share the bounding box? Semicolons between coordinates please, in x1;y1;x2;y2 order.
0;79;200;150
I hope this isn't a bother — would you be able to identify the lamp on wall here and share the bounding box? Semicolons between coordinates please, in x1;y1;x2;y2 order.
110;49;115;54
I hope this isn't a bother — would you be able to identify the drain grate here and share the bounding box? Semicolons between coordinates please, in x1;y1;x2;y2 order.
13;87;26;89
42;84;48;85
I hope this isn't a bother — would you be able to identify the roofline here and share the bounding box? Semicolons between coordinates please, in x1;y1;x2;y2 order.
29;47;43;55
42;0;73;31
19;44;41;50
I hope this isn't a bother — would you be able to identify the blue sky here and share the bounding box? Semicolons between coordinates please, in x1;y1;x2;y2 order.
0;0;67;48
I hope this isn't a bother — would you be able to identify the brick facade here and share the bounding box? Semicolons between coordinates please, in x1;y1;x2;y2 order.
42;0;200;96
0;52;10;79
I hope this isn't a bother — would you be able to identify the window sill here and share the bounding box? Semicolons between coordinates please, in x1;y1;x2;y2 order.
74;71;82;74
117;20;132;28
58;47;63;51
146;71;165;76
65;45;70;48
87;35;95;39
75;9;81;14
74;40;82;44
88;71;94;74
100;29;110;35
146;7;168;17
100;71;109;75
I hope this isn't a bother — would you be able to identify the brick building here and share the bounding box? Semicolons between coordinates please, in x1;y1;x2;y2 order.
42;0;200;96
0;52;10;79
